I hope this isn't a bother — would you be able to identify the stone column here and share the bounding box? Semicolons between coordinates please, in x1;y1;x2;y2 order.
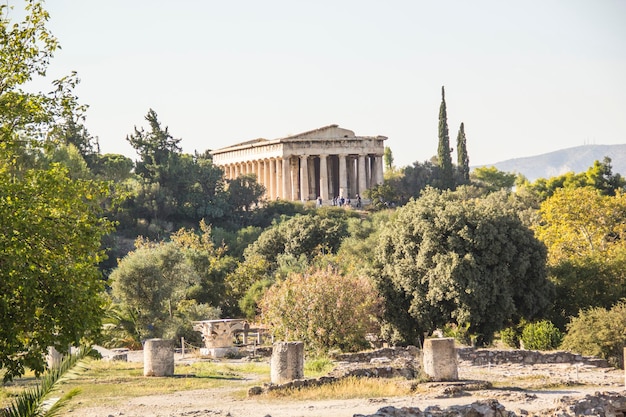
422;338;458;381
268;159;276;200
358;154;367;196
143;339;174;377
348;156;358;198
276;158;283;199
374;155;384;185
270;341;304;384
319;154;329;201
338;154;348;198
300;155;309;201
257;160;263;185
262;160;269;197
282;157;291;201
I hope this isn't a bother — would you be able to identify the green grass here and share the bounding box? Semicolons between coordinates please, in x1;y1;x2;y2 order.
0;359;273;410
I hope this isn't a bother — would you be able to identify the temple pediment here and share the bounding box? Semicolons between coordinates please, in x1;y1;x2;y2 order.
284;124;356;141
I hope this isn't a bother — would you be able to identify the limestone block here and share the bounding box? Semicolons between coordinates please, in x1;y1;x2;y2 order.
143;339;174;377
422;338;458;381
46;346;63;369
271;341;304;384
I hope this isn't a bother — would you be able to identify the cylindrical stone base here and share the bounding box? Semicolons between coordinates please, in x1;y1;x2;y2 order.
423;338;458;381
143;339;174;377
271;341;304;384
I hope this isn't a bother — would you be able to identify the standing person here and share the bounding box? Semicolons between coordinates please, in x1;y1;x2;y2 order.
316;196;322;207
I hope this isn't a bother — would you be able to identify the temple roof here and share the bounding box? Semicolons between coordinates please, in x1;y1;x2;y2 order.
211;125;385;155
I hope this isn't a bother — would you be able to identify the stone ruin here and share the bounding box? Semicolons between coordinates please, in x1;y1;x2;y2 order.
354;392;626;417
192;319;268;357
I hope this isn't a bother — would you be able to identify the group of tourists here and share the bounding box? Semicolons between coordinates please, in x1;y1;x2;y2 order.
315;194;362;208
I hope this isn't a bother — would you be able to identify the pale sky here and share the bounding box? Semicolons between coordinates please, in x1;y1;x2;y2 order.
20;0;626;167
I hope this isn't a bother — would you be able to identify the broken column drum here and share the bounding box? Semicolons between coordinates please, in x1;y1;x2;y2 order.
422;338;458;381
143;339;174;377
271;341;304;384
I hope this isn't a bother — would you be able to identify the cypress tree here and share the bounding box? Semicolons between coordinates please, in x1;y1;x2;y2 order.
437;86;454;189
457;122;470;182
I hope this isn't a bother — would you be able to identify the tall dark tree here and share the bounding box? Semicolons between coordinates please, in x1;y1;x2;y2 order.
437;86;454;189
126;109;182;183
456;122;470;182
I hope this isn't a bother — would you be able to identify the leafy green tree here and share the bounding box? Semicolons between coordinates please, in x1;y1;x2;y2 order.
456;122;470;183
170;220;236;310
535;187;626;262
91;153;133;182
534;187;626;326
0;165;113;381
383;146;394;171
109;240;200;341
584;157;625;196
527;158;626;200
373;186;551;346
471;166;517;192
1;1;116;381
260;267;382;353
561;301;626;368
399;160;443;201
225;174;265;223
126;109;182;183
244;212;350;268
437;86;454;190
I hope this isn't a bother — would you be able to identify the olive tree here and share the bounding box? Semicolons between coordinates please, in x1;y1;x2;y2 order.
373;186;551;346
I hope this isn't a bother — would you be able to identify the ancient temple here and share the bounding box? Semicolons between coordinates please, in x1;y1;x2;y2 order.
210;125;387;202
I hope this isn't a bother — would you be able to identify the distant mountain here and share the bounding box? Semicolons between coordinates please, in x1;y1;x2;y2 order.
481;144;626;182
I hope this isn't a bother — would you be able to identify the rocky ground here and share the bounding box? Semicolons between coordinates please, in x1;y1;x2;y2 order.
73;354;625;417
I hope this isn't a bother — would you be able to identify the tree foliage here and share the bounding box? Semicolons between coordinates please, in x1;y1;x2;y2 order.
110;240;200;341
519;320;563;351
456;122;470;183
534;187;626;326
535;187;626;263
527;157;626;200
470;166;517;192
560;301;626;368
260;267;382;353
0;165;112;381
437;86;454;190
373;186;551;346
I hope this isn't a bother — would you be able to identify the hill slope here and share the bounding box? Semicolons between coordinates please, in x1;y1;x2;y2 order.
483;144;626;181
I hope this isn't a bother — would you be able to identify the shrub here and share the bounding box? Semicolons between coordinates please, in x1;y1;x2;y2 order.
260;267;382;354
500;326;520;348
561;301;626;368
520;320;563;350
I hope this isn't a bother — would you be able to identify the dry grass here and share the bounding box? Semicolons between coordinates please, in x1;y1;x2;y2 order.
265;376;413;401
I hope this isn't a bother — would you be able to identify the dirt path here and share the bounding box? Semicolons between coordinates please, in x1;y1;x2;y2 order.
73;361;625;417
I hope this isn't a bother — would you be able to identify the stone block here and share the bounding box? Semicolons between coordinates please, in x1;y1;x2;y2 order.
422;338;458;381
270;341;304;384
143;339;174;377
